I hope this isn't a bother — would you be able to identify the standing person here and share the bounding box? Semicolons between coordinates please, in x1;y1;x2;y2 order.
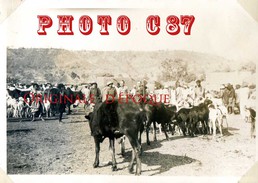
134;81;144;103
135;81;143;95
234;84;241;114
175;80;184;108
222;84;230;111
102;81;117;103
130;85;137;96
89;81;101;104
58;84;66;123
227;84;235;114
194;80;205;105
170;86;177;106
31;94;45;122
162;85;170;104
81;84;91;107
117;80;128;99
239;82;250;120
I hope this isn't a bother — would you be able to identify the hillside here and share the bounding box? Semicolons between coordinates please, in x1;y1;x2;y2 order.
7;48;255;86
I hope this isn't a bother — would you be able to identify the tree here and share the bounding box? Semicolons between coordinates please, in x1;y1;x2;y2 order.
239;61;256;74
161;58;185;81
160;58;197;83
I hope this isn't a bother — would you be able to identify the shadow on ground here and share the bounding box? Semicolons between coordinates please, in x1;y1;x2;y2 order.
119;140;198;176
7;129;36;136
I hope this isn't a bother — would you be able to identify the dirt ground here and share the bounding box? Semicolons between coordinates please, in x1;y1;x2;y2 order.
7;107;256;176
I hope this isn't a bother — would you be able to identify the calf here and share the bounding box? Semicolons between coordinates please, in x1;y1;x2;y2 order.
145;103;177;145
208;104;223;137
17;97;26;118
188;99;211;136
173;108;191;136
85;100;145;175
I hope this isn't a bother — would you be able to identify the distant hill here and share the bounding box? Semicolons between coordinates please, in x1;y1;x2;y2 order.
7;48;255;86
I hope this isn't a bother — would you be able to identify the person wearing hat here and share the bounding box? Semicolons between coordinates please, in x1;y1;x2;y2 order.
135;81;144;96
89;81;101;104
81;84;90;102
234;84;241;114
44;82;52;90
194;80;205;105
175;80;184;107
102;81;117;103
227;83;236;114
222;83;235;114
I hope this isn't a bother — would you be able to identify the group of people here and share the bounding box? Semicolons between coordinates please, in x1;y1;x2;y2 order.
7;78;255;123
221;82;256;120
79;80;149;104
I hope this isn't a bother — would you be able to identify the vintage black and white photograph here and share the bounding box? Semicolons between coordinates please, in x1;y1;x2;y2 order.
6;49;256;176
1;0;258;182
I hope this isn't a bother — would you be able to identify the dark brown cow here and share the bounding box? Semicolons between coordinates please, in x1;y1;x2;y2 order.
145;103;177;145
85;100;145;175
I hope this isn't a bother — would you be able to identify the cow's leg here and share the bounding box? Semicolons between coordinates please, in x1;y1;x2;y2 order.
153;122;157;141
47;109;50;118
188;118;192;136
224;117;229;131
134;140;142;175
128;147;136;173
50;104;55;117
126;134;141;175
118;136;126;157
67;104;71;115
109;138;117;171
168;123;174;135
201;121;206;134
162;123;169;140
250;118;255;138
209;119;212;135
206;120;210;135
146;120;152;145
93;136;100;168
178;121;187;136
31;113;35;122
138;131;143;156
212;119;216;137
218;119;223;137
170;123;175;135
193;120;198;136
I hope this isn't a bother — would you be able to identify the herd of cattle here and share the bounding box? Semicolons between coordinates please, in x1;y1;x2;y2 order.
6;85;84;119
6;83;256;175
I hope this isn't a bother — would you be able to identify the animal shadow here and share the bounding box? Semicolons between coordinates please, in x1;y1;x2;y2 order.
7;129;35;136
121;140;198;175
121;150;197;175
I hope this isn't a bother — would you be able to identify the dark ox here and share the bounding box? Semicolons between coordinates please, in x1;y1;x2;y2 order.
173;108;191;136
7;88;30;101
188;99;211;136
45;87;60;116
145;103;177;145
64;88;84;114
85;100;145;175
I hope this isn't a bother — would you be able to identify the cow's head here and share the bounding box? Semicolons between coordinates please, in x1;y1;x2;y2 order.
204;98;212;106
85;111;94;121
